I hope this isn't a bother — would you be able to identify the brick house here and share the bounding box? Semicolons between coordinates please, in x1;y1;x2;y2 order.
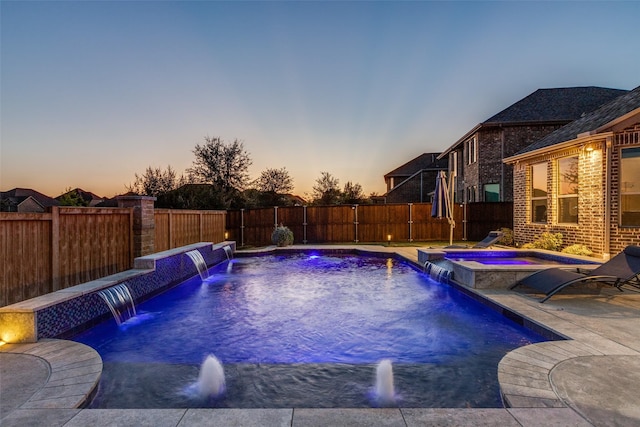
438;87;628;203
504;85;640;258
383;153;448;203
0;188;60;212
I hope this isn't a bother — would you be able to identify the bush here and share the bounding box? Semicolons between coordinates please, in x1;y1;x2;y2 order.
521;232;563;251
561;244;593;257
497;228;514;246
271;225;294;247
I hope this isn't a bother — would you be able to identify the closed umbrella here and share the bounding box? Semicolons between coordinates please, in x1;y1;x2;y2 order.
431;171;455;245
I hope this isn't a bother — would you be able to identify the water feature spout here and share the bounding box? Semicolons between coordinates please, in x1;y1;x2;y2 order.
97;283;137;326
186;250;209;280
423;261;452;283
375;359;395;404
197;354;226;398
222;245;233;261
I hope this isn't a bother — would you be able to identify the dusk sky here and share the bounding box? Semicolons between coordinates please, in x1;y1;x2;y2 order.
2;1;639;199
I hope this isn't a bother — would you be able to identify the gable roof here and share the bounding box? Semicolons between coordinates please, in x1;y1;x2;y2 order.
438;86;628;159
507;85;640;159
485;86;628;124
0;188;60;209
384;153;448;178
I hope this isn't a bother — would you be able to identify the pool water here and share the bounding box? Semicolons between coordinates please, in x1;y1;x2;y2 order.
73;253;547;408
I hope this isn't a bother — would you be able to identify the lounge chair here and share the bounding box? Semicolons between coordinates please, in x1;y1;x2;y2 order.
446;231;504;249
511;245;640;303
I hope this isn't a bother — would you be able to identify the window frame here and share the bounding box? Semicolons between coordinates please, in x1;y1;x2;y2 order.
466;136;477;165
556;156;579;224
483;183;500;202
620;146;640;227
530;162;548;223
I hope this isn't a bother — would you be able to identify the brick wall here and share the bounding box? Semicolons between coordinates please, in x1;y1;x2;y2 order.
463;124;564;203
512;141;607;256
609;125;640;255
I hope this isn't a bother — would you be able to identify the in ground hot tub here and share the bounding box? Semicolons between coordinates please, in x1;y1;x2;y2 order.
418;248;600;289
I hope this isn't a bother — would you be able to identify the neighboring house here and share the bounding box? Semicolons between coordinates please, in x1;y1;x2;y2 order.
438;87;628;203
56;188;105;206
504;85;640;258
383;153;448;203
0;188;60;212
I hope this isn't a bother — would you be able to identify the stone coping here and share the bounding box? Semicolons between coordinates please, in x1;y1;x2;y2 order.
3;245;639;426
0;339;102;409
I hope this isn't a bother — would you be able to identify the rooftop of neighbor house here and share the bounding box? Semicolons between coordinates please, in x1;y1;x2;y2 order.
438;86;630;159
384;152;449;179
0;188;60;208
509;85;640;158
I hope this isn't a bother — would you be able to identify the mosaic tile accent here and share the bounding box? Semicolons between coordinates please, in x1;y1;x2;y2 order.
36;243;235;339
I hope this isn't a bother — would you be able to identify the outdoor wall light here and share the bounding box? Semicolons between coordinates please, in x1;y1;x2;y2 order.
224;231;229;240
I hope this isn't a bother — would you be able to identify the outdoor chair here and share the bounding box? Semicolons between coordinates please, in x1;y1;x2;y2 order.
511;245;640;303
446;230;504;249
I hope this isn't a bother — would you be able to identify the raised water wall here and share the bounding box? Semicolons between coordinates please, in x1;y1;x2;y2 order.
0;242;235;343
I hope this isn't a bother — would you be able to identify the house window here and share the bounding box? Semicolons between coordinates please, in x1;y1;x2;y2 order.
483;183;500;202
531;162;547;223
467;137;477;165
466;186;477;202
620;147;640;226
557;156;578;224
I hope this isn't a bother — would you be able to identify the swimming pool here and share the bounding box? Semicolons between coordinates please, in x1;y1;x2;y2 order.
72;253;547;408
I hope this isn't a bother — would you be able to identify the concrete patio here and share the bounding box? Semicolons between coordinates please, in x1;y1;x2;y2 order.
2;245;640;426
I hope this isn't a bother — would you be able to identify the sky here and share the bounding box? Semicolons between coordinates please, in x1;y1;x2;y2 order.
1;1;639;200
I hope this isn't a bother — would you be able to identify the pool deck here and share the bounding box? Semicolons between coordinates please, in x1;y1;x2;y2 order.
2;244;640;426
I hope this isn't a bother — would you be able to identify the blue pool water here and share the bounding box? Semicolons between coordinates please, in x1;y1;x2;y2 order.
73;253;547;408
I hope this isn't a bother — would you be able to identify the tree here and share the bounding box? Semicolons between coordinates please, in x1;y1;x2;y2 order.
312;172;341;205
341;181;366;204
127;165;182;197
189;136;252;191
58;188;88;206
253;167;294;194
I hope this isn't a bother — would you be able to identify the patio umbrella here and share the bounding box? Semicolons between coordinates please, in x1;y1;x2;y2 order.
431;171;455;245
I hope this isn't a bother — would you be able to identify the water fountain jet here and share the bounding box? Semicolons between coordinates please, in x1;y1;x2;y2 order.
375;359;395;404
197;354;226;398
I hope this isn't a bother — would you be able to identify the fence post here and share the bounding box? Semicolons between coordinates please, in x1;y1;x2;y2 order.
303;205;308;244
51;206;60;292
408;203;413;242
274;206;278;228
353;205;359;243
240;209;245;247
117;195;156;257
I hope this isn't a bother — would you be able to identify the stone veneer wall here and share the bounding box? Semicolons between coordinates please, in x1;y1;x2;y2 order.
0;242;235;342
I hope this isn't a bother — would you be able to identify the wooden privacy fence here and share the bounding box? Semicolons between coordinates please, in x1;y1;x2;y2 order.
465;202;514;241
1;204;228;307
154;209;227;252
226;202;513;247
1;199;507;307
0;207;133;307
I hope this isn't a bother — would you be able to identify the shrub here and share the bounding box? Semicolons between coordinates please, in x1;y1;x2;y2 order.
497;228;514;246
561;244;593;257
271;225;294;247
521;232;563;251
